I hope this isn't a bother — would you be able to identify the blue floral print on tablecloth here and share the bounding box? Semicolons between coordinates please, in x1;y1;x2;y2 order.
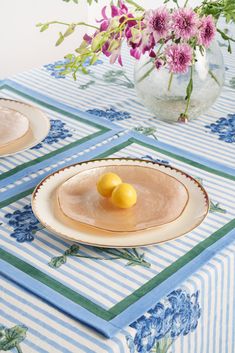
126;289;201;353
86;107;131;121
31;119;72;150
205;113;235;143
4;205;40;242
44;58;103;79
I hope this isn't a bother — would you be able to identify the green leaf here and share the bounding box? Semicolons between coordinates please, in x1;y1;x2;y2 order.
137;65;155;83
229;77;235;88
0;325;27;351
126;261;136;267
40;24;49;32
48;255;67;268
68;244;80;255
185;77;193;100
82;67;89;74
64;24;76;38
91;32;104;51
90;54;99;65
209;70;221;86
108;40;120;52
56;32;64;46
63;0;79;3
210;201;227;214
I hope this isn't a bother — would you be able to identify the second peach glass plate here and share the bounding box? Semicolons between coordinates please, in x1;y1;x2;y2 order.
0;99;50;157
32;159;209;248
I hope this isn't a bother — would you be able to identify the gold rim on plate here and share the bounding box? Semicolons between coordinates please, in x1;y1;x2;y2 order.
32;158;209;248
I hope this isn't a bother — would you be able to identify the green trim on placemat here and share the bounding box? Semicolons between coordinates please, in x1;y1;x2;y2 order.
0;83;110;181
97;137;235;181
0;136;235;321
0;220;234;321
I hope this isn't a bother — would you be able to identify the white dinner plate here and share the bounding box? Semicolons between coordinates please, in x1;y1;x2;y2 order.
32;158;209;248
0;98;50;157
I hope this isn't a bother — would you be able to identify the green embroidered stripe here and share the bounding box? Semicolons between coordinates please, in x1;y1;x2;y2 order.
0;84;109;181
0;130;104;181
0;189;35;209
1;219;234;320
109;218;235;316
97;137;235;181
1;84;108;130
0;249;112;320
1;136;235;320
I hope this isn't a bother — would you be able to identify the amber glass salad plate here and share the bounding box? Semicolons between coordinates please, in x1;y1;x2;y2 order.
32;158;209;248
0;98;50;157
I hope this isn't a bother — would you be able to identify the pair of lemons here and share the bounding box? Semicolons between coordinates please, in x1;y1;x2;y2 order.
97;172;137;209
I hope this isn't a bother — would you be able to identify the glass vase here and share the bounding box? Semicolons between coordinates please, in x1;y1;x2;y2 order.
134;41;225;123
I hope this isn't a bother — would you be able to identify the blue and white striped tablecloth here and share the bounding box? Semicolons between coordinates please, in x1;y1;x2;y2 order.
0;26;235;353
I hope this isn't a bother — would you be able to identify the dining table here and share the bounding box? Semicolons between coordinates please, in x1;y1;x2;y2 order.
0;21;235;353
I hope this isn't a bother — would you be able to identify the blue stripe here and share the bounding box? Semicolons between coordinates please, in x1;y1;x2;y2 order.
0;309;61;353
0;297;96;353
0;262;120;338
38;235;131;298
0;130;118;194
111;228;235;331
1;79;122;132
1;237;114;308
129;132;235;176
225;252;231;353
1;280;116;353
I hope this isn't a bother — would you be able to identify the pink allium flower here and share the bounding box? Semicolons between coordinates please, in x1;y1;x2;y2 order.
198;15;216;48
144;7;171;42
165;43;192;73
172;8;198;40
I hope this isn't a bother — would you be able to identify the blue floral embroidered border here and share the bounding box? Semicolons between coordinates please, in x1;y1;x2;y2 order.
126;289;201;353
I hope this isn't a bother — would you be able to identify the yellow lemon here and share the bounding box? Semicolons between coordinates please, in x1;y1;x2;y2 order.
111;183;137;209
97;172;122;197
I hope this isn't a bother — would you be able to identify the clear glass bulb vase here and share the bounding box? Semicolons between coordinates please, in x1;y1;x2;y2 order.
134;41;225;123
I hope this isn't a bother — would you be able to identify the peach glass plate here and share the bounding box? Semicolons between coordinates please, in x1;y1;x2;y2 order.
32;159;209;248
0;106;29;148
57;165;189;232
0;99;50;157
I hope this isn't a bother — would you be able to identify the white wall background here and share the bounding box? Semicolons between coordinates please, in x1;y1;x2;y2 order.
0;0;88;78
1;0;201;78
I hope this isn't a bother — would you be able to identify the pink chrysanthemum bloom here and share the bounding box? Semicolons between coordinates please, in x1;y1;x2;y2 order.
198;15;216;48
172;8;198;40
165;43;192;74
144;7;171;42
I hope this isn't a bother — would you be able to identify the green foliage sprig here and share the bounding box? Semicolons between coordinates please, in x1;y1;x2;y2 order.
38;0;235;121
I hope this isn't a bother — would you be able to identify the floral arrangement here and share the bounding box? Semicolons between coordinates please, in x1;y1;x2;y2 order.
37;0;235;120
126;289;201;353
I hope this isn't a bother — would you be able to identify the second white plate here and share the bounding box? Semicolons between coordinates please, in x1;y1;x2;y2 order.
0;98;50;157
